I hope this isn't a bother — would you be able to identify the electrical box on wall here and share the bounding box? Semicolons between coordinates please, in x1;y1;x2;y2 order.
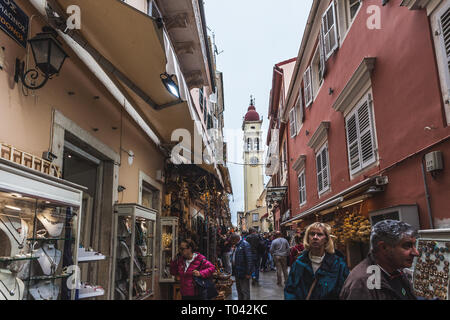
425;151;443;172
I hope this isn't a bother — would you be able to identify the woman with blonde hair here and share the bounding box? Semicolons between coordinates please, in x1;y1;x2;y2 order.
284;222;349;300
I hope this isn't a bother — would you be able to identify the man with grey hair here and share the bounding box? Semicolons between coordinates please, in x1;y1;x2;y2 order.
340;220;419;300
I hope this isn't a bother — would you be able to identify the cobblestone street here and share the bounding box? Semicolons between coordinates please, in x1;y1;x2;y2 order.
228;269;287;300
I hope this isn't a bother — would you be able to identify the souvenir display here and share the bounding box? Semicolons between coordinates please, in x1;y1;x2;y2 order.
0;162;83;300
413;239;450;300
0;268;25;300
36;211;64;238
112;204;156;300
28;281;59;300
159;217;178;283
35;243;62;276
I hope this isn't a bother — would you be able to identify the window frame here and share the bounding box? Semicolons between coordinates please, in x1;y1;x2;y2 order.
345;93;377;176
322;1;339;60
316;142;331;196
298;169;307;206
289;107;297;138
304;66;313;107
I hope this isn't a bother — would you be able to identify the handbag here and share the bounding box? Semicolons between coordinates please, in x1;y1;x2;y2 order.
193;259;218;300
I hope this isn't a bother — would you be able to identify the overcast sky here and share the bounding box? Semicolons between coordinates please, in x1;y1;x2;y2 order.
203;0;313;226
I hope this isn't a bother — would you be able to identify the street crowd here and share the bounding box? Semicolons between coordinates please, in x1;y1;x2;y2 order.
170;220;421;300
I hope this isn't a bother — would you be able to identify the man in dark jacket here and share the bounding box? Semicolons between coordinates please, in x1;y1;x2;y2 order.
340;220;419;300
245;228;265;285
230;233;253;300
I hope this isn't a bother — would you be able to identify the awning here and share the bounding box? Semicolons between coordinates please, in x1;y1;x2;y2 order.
281;176;388;226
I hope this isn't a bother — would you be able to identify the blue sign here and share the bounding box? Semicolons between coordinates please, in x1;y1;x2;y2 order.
0;0;29;48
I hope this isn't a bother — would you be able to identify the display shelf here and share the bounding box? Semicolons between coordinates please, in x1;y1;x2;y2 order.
159;216;178;283
78;254;106;262
112;204;157;300
133;291;153;300
0;256;39;263
27;237;75;241
26;273;73;281
78;288;105;299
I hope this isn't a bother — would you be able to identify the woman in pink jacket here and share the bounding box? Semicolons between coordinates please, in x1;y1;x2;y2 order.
170;239;216;300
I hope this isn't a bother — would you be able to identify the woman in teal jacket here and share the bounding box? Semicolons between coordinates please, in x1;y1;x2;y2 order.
284;222;349;300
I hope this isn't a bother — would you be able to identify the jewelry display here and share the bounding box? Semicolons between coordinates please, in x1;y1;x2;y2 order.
414;240;450;300
0;268;24;300
29;281;59;300
35;244;62;275
0;215;28;255
113;204;157;300
37;212;64;237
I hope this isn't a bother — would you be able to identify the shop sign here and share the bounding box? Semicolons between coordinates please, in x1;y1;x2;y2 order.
0;0;28;48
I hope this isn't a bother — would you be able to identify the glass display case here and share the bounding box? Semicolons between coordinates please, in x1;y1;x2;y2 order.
112;204;156;300
159;216;178;283
413;228;450;300
0;161;83;300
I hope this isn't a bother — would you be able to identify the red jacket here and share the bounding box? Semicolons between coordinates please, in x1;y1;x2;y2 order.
169;253;215;297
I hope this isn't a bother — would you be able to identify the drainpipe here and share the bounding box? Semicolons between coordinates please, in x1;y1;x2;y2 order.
421;155;434;229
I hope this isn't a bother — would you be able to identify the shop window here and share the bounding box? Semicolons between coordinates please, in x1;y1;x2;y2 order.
345;93;377;176
316;143;330;196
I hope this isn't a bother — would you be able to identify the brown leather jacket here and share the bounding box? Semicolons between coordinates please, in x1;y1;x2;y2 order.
340;253;417;300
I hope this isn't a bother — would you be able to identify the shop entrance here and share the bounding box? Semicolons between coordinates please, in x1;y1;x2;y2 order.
61;132;115;299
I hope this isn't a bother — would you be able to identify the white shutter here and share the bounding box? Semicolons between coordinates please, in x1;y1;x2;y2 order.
346;94;376;175
316;152;323;193
438;5;450;95
322;1;339;59
296;89;304;134
317;144;330;195
304;67;313;107
346;113;361;173
358;95;376;166
298;171;306;205
319;25;327;80
289;108;296;138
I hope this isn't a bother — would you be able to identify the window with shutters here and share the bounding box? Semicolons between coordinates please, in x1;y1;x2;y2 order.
347;0;361;22
322;1;339;60
311;45;325;99
304;66;313;107
289;107;297;138
345;93;377;176
296;89;305;134
432;1;450;124
316;143;330;196
298;170;306;206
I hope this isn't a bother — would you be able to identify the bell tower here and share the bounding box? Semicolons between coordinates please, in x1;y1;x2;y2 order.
242;96;264;221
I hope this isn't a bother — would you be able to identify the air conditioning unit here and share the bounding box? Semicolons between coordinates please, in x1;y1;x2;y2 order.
369;205;420;230
425;151;443;172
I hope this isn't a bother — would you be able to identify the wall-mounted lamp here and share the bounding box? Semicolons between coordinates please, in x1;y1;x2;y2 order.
329;88;334;95
15;27;68;90
160;72;180;98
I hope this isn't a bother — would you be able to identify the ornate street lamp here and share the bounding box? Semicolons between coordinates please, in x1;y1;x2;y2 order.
15;27;69;90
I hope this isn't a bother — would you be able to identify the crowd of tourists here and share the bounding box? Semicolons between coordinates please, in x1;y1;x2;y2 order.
170;219;420;300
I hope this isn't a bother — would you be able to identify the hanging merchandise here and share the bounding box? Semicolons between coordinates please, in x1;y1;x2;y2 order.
35;243;62;275
0;268;25;300
0;215;28;255
333;210;371;244
28;280;59;300
36;211;64;237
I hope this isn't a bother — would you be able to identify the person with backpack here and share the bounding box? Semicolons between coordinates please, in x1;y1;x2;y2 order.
245;228;266;285
289;234;305;267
